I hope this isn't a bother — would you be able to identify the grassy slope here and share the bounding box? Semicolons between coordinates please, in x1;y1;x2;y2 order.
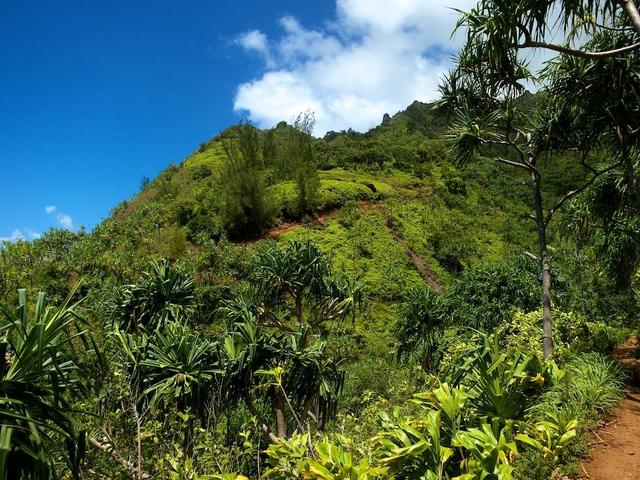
92;102;570;403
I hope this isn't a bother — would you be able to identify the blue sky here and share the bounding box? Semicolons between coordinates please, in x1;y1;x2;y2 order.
0;0;472;240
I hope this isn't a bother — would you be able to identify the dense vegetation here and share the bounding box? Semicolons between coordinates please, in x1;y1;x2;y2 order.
2;1;640;478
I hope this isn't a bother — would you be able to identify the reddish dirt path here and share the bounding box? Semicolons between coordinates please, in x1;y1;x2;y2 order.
581;391;640;479
582;339;640;479
359;200;444;292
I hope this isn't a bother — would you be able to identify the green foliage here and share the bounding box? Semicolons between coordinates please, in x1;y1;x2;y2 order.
445;335;560;424
106;258;195;331
264;433;386;480
282;210;422;300
375;409;453;479
220;124;275;237
528;353;625;422
248;239;365;328
138;322;218;414
447;256;539;330
453;423;517;480
412;383;468;438
277;113;321;215
515;414;577;463
394;285;446;372
395;258;543;372
0;289;99;479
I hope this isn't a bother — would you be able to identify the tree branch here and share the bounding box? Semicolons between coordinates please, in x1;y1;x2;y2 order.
494;156;532;171
545;161;623;225
243;394;280;444
617;0;640;35
518;39;640;59
88;432;150;480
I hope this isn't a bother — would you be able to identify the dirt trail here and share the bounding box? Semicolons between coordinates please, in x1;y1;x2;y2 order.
582;339;640;479
260;208;339;241
358;201;444;293
259;201;444;293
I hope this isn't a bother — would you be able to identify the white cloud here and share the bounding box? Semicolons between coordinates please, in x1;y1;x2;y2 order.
0;228;41;243
57;213;73;230
0;229;26;243
233;0;477;134
44;204;74;230
236;30;274;67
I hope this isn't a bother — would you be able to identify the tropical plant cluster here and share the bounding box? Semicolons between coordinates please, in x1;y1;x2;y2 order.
2;1;640;477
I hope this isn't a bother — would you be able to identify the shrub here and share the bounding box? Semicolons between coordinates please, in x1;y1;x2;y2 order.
528;353;625;422
587;322;628;353
220;124;275;238
448;255;540;330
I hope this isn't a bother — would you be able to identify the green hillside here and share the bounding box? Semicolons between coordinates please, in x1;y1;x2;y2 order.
0;99;637;479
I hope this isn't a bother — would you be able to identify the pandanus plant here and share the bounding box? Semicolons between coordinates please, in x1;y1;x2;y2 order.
107;259;195;331
219;315;345;442
249;240;365;329
0;288;99;479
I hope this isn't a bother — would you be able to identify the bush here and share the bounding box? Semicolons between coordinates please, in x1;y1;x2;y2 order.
220;124;275;238
587;322;628;353
528;353;625;422
448;255;540;330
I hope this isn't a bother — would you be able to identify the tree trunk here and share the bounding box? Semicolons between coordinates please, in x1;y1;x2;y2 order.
531;171;554;359
275;391;288;438
243;395;279;444
620;0;640;35
295;295;303;325
622;143;640;211
183;417;194;458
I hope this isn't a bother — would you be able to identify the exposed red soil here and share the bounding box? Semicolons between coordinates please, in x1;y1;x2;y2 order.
359;200;444;293
582;339;640;479
265;208;340;239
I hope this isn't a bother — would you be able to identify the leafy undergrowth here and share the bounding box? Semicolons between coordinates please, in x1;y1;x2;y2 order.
221;338;627;480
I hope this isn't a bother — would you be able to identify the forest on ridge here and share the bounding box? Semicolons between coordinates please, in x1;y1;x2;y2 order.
2;1;640;479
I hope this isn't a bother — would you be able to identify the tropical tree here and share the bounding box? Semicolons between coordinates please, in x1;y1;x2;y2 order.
219;316;344;442
106;259;195;331
0;289;99;479
279;112;321;215
437;57;621;359
220;123;275;237
394;285;447;372
445;0;640;358
111;320;219;458
249;240;365;329
454;0;640;291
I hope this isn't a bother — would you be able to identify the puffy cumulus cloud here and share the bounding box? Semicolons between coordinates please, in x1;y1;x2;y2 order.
44;205;74;230
57;213;73;230
0;229;40;243
233;0;476;134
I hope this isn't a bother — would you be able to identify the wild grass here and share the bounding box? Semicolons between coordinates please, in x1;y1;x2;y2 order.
528;353;625;421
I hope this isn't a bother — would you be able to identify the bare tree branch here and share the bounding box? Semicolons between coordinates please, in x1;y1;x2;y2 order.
494;156;532;171
545;161;623;225
518;39;640;59
88;432;150;480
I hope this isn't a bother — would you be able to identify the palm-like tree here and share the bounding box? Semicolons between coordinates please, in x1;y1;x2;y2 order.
112;320;219;457
219;315;344;442
394;285;447;372
250;240;365;328
0;289;98;479
107;259;195;331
